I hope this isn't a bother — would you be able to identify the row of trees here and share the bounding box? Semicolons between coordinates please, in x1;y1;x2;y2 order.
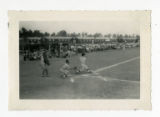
19;27;140;40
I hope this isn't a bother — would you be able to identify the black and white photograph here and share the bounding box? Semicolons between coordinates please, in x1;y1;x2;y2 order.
19;20;140;99
8;11;151;110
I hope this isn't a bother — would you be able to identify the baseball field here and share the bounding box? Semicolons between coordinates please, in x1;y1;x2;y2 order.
20;47;140;99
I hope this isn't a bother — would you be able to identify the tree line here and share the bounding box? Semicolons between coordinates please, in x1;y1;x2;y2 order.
19;27;140;40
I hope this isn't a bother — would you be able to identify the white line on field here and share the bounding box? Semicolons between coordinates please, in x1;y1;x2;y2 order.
72;74;108;82
70;74;140;83
70;57;140;83
107;77;140;83
94;56;140;72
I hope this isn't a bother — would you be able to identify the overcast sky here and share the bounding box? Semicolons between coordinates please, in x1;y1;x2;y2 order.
19;20;140;35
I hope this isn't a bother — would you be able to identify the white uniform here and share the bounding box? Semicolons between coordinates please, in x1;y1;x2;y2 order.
60;63;70;75
80;56;88;71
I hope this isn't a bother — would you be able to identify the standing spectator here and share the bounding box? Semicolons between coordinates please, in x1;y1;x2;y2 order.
40;50;45;77
23;51;27;61
43;50;50;77
66;49;71;58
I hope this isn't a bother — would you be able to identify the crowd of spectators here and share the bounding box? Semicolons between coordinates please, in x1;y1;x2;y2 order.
20;40;139;61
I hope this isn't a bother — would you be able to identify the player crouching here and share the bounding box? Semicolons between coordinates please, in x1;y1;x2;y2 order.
60;59;72;78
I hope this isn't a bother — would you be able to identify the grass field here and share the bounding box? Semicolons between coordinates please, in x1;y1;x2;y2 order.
20;47;140;99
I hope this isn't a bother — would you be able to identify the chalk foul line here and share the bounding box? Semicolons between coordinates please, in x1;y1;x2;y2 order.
70;56;140;83
94;56;139;72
